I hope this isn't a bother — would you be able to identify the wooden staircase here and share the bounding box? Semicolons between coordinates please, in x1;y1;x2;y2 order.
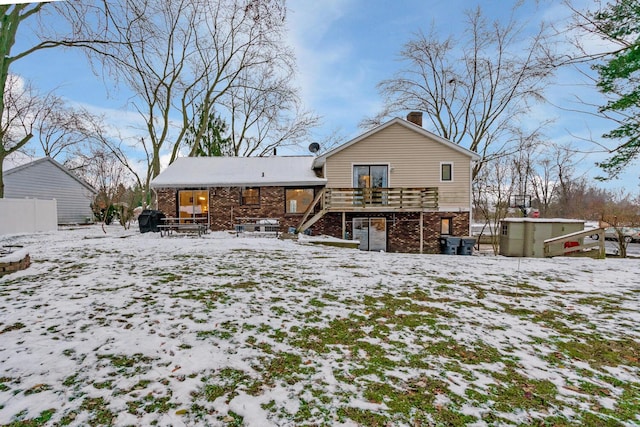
296;189;326;233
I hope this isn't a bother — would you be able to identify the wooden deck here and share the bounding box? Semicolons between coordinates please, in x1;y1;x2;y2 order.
324;187;438;211
296;187;439;233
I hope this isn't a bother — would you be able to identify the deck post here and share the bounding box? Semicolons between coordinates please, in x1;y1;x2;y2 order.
420;211;424;254
342;212;346;239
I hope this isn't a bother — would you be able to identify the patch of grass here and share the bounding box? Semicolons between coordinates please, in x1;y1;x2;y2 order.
422;338;504;364
194;368;251;403
96;353;155;375
257;352;313;386
1;322;26;334
337;407;388;426
6;409;56;426
232;280;259;289
171;289;225;309
0;376;13;392
308;298;327;307
294;317;367;353
127;393;176;414
154;272;182;284
224;411;244;426
433;276;456;284
23;383;52;395
270;305;287;316
487;370;560;414
554;336;640;369
79;397;115;426
197;330;232;340
92;380;113;390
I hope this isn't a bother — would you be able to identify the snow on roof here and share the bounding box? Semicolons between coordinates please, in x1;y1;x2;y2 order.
150;156;327;188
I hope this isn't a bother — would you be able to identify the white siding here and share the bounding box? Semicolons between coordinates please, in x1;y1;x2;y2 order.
324;123;473;210
4;159;95;224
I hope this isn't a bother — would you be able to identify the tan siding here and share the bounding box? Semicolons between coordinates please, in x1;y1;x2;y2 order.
324;123;473;209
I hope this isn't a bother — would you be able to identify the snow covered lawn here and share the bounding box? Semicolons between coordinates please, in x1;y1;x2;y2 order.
1;225;639;426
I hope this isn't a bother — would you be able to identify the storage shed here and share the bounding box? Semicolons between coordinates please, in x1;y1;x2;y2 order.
499;218;585;257
3;157;96;225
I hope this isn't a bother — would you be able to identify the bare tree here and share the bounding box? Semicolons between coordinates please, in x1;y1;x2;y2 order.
63;0;315;202
71;144;138;229
0;3;112;197
33;96;90;159
599;190;640;258
473;154;521;255
370;5;556;179
225;69;318;156
73;111;147;198
527;142;586;217
0;76;51;196
189;0;318;157
529;156;557;217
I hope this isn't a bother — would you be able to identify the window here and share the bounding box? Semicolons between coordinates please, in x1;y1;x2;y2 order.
440;217;452;235
285;188;314;213
501;224;508;236
353;165;389;205
178;190;208;223
441;163;453;182
241;187;259;205
353;165;388;188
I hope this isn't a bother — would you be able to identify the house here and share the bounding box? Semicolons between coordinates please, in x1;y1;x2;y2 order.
3;157;97;224
150;156;327;233
151;113;480;253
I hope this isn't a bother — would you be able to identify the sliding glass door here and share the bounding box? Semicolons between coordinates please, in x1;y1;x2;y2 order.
353;165;388;205
353;218;387;251
177;190;209;224
353;165;388;189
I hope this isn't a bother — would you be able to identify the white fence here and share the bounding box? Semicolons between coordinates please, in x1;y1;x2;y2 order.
0;198;58;235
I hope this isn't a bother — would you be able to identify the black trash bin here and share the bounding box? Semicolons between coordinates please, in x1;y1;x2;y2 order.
439;236;461;255
138;209;165;233
457;237;476;255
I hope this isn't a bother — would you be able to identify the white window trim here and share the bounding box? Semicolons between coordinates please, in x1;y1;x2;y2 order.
440;162;454;182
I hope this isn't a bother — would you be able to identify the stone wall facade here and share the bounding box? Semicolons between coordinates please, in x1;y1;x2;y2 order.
155;187;470;254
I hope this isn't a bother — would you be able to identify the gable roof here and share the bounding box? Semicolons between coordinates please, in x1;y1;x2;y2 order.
4;157;97;194
150;156;327;188
313;117;481;168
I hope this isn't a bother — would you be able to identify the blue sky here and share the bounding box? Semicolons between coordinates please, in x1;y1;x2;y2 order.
9;0;639;193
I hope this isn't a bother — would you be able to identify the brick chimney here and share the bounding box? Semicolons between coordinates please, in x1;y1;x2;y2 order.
406;111;423;127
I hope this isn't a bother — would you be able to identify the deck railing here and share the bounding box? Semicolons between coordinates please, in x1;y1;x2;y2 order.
324;187;438;211
296;187;439;233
